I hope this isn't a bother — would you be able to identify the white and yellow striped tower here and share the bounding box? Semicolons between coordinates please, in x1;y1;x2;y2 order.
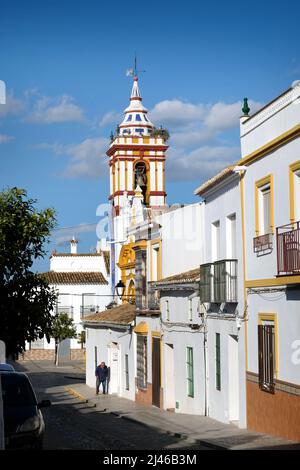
107;75;168;215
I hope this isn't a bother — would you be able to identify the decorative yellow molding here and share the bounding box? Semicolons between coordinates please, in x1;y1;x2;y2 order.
258;312;278;379
238;123;300;167
255;174;274;236
289;160;300;223
246;275;300;288
240;174;248;370
134;321;148;335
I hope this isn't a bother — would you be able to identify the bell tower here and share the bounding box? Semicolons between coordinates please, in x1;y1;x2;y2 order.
106;75;168;215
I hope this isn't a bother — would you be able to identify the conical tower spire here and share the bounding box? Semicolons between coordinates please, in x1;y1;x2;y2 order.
118;76;154;136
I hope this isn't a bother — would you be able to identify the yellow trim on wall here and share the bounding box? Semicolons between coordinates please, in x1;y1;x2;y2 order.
255;174;274;236
240;174;248;370
258;313;279;379
246;275;300;288
134;321;148;335
238;123;300;167
289;160;300;223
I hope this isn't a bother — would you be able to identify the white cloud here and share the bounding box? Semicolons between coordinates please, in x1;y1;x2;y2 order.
166;145;240;182
27;94;85;124
0;134;14;144
99;111;122;128
54;222;97;246
38;137;109;179
149;100;205;127
0;91;24;117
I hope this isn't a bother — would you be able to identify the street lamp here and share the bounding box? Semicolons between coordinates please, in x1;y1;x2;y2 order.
115;280;125;300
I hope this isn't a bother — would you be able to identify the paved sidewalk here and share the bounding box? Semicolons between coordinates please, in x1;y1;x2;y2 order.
64;381;300;450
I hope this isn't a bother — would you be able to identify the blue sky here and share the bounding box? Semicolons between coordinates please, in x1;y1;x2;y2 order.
1;0;300;270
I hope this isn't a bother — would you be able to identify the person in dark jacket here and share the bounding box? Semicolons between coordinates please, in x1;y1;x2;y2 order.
95;361;108;394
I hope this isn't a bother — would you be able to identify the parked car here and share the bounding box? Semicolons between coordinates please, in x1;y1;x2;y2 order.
0;371;51;449
0;363;15;372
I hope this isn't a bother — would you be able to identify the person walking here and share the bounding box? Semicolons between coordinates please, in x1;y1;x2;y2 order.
95;361;108;395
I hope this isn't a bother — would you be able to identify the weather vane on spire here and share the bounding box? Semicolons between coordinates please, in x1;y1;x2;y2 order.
126;54;145;79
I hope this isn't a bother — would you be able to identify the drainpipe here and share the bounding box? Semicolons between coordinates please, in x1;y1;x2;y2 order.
203;304;209;417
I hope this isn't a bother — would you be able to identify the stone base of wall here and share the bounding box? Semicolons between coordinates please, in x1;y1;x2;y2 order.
70;349;85;361
19;348;85;362
19;349;55;361
135;382;164;409
247;375;300;442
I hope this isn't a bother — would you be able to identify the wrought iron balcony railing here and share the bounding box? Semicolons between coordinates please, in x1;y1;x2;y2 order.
277;221;300;275
214;259;238;303
56;305;74;318
200;260;238;303
80;305;99;318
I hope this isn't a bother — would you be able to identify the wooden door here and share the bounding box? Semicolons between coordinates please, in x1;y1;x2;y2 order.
152;337;161;407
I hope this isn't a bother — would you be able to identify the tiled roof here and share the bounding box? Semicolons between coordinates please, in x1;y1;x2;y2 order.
153;267;200;286
83;303;136;325
50;253;102;257
194;165;236;196
102;250;110;275
41;271;108;285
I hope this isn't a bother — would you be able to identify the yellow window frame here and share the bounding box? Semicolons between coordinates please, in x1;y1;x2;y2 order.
258;313;278;379
255;174;274;236
289;160;300;223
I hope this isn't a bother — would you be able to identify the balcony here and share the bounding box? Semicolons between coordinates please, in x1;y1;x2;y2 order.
277;221;300;275
80;305;99;318
56;305;73;318
200;260;238;303
214;260;238;303
199;263;213;302
253;233;273;254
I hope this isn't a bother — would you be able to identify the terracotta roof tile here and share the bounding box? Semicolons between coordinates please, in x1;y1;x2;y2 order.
102;250;110;275
153;267;200;286
41;271;108;285
194;165;236;196
83;303;136;325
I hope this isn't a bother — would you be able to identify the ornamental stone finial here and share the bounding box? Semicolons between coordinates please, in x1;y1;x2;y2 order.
242;98;250;116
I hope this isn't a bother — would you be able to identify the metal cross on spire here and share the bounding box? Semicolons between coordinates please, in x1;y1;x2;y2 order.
126;54;145;79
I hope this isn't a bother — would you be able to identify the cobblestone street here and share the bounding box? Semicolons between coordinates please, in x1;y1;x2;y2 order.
14;360;208;450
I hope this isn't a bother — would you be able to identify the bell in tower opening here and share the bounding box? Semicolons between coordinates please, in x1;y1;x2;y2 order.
134;162;148;204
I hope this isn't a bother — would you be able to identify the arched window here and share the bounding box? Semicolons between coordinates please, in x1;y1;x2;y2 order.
134;161;148;204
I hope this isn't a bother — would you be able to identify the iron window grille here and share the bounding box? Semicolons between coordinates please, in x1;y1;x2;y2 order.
137;335;147;389
213;259;237;303
258;324;275;394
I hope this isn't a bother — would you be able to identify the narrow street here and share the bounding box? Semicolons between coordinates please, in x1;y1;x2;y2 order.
13;360;208;451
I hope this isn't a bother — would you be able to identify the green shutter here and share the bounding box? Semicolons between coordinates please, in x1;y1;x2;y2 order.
216;333;221;391
186;347;194;397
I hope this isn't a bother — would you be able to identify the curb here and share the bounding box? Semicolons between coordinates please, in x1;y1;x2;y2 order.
64;386;89;403
63;387;230;450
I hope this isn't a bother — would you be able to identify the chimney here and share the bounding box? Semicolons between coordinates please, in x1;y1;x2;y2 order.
70;237;78;254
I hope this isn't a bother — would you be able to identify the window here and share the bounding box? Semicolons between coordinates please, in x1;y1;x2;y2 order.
290;161;300;223
151;242;161;281
137;335;147;389
188;299;193;322
255;175;274;236
125;354;129;390
258;320;276;393
226;213;236;259
186;347;194;397
216;333;221;391
135;114;142;121
144;115;149;122
126;114;132;122
212;220;220;261
135;128;144;133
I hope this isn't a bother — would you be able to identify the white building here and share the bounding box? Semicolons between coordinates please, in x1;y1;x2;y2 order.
22;239;111;361
194;167;246;427
238;83;300;441
83;303;136;400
